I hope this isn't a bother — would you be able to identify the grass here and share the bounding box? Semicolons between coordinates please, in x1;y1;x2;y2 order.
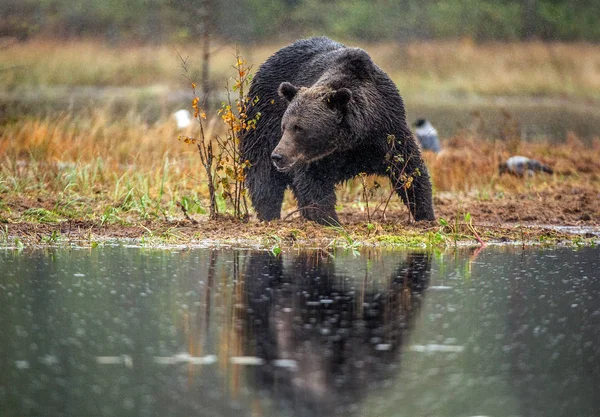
1;38;599;248
1;38;600;100
376;40;600;99
425;132;600;193
1;104;599;245
1;107;211;225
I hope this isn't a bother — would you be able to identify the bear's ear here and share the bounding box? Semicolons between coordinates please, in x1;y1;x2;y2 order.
278;82;298;102
326;88;352;111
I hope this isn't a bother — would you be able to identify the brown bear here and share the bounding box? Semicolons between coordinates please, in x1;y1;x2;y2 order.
240;37;435;224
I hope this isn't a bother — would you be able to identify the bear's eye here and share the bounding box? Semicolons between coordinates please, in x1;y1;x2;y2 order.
292;125;303;133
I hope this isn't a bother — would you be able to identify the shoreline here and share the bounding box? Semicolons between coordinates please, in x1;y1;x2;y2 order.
2;218;598;250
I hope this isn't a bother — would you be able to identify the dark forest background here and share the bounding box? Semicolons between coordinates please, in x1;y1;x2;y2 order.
2;0;599;43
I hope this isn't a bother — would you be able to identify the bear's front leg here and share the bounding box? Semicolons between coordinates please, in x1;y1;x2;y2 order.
246;161;289;221
387;150;435;221
291;172;339;225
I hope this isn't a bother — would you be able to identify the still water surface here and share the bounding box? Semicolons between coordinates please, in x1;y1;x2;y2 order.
1;245;599;417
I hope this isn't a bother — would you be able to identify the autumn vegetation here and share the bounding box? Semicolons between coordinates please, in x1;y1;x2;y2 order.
2;39;600;101
1;38;599;246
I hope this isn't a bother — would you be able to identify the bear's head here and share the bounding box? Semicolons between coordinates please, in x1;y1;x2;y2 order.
271;82;352;172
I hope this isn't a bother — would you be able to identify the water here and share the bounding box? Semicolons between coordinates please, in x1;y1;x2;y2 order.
1;245;599;417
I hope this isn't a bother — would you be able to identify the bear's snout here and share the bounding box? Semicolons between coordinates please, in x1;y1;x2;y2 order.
271;152;283;164
271;151;290;171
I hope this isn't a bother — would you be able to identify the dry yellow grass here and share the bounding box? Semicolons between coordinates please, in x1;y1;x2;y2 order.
2;38;600;100
2;105;599;225
368;40;600;98
1;38;600;234
0;108;208;223
426;134;600;193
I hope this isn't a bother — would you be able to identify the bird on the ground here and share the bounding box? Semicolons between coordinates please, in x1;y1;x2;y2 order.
414;118;441;153
498;156;554;176
173;109;193;129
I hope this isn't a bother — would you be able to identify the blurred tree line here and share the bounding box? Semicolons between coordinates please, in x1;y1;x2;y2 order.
2;0;599;43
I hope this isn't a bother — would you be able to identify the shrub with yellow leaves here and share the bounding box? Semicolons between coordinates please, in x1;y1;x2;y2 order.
179;50;259;221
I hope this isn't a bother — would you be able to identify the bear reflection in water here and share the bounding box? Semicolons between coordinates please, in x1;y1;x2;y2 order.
243;251;431;416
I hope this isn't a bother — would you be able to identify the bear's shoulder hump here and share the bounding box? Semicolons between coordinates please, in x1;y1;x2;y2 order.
338;48;376;79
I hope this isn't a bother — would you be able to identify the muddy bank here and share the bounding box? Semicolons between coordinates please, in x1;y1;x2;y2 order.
3;213;598;250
